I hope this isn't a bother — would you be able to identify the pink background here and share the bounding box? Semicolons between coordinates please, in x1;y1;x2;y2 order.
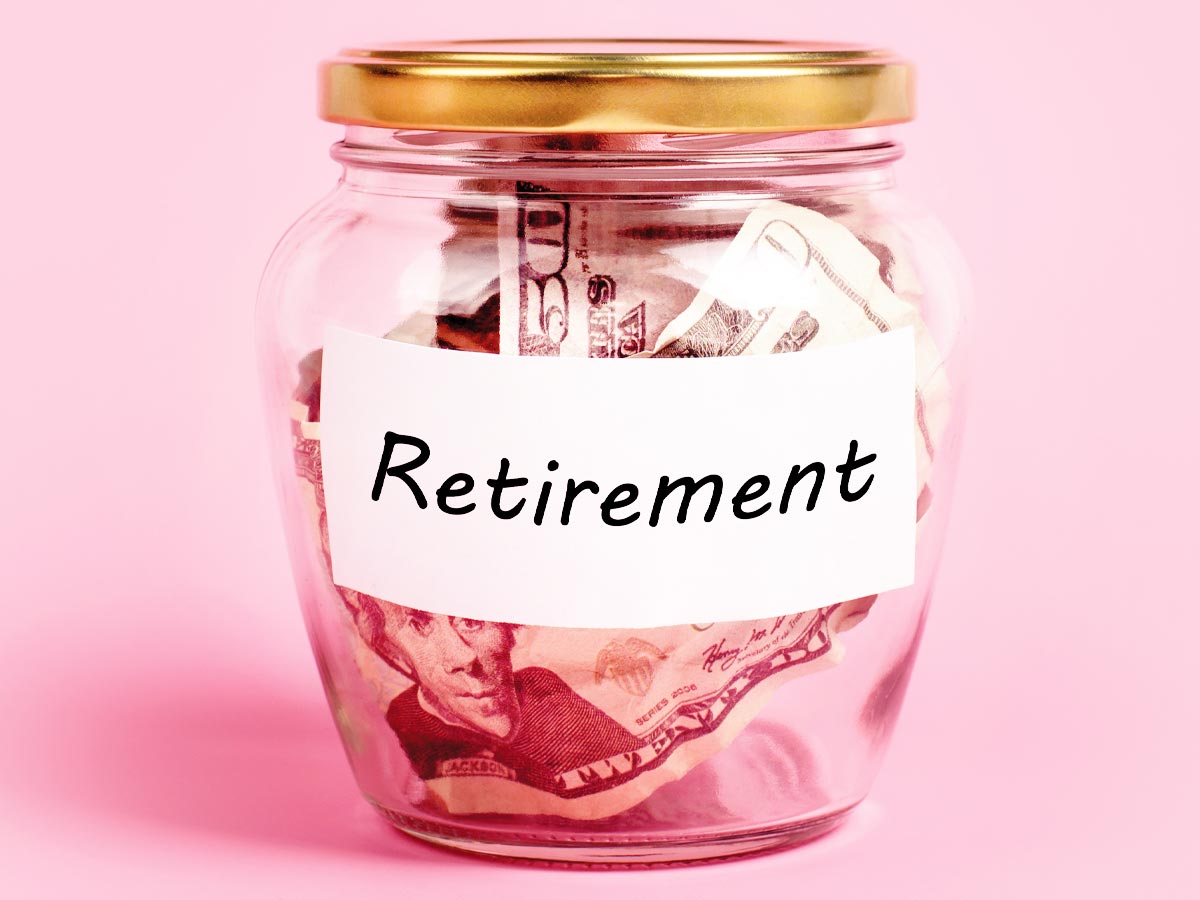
2;2;1196;897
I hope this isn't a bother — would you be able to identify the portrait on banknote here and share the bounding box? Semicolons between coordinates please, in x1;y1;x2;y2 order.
340;596;646;794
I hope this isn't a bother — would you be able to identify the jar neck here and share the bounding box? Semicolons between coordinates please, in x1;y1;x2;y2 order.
334;126;902;199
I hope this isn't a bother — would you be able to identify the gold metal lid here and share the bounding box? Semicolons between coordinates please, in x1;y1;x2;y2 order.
319;40;914;134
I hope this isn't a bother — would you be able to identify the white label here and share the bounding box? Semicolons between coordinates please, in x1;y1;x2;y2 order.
320;326;916;628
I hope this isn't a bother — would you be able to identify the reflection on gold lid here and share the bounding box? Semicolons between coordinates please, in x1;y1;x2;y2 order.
319;40;914;134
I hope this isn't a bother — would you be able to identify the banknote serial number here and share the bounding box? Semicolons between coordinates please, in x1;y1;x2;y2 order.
369;432;877;526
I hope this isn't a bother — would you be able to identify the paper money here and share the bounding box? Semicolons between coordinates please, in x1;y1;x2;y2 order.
496;191;723;357
648;200;950;485
289;195;949;820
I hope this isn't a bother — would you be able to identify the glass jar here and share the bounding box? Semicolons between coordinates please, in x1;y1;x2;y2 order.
257;40;968;865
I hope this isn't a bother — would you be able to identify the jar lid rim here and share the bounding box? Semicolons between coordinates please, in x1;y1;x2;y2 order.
319;40;914;134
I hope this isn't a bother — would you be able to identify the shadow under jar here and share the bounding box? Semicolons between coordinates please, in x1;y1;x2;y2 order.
257;40;969;865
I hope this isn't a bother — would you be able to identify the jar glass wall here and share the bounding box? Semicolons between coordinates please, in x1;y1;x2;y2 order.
257;124;968;864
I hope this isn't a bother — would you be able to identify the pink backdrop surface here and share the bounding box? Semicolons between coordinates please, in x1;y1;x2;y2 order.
1;1;1196;897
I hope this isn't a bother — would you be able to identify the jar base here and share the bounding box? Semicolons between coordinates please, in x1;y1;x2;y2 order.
374;804;859;867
